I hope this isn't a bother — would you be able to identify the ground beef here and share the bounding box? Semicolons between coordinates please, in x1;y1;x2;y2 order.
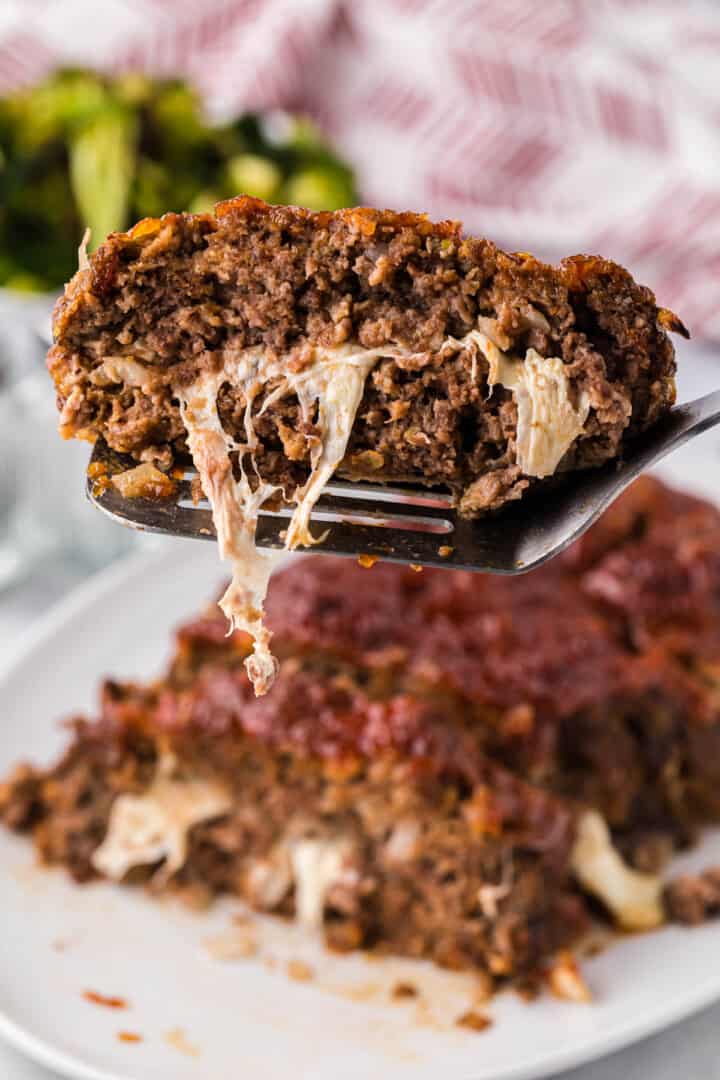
49;198;684;513
0;690;583;982
665;869;720;925
162;480;720;849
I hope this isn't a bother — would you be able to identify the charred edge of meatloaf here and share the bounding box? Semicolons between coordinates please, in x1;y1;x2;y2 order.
49;198;681;510
0;716;585;983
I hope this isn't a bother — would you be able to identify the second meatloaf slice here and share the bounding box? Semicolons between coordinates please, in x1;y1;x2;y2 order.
48;198;684;693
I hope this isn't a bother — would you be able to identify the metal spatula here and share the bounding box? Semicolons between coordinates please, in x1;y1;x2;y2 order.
86;389;720;573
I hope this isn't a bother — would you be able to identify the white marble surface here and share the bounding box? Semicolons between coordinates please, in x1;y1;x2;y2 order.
1;338;719;1079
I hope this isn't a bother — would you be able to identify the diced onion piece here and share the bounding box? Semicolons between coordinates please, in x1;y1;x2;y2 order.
111;462;176;499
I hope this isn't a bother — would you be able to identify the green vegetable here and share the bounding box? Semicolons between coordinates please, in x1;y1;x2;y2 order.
10;70;109;154
150;81;207;152
3;270;46;292
114;73;153;108
284;167;355;211
69;106;136;245
286;116;328;151
188;189;222;214
0;70;358;292
226;154;282;202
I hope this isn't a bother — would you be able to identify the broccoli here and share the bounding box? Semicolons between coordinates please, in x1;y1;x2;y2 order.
0;70;358;292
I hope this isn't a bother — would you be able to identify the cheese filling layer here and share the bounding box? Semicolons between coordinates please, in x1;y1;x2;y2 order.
91;759;231;882
289;835;356;929
95;320;591;695
571;810;664;931
464;321;591;478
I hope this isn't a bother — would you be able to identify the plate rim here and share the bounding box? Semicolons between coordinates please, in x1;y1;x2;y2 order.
0;547;171;685
0;546;186;1080
1;547;720;1080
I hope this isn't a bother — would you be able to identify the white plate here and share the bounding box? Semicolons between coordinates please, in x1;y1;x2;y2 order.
1;540;720;1080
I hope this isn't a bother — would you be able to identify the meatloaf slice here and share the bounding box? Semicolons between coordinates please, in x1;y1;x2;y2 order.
168;478;720;862
49;198;685;694
0;679;588;986
8;478;720;992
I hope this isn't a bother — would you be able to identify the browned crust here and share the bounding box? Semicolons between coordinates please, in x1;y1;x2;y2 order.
54;196;686;337
52;198;462;334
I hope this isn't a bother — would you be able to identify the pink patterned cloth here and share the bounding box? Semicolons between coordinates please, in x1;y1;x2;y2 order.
1;0;719;337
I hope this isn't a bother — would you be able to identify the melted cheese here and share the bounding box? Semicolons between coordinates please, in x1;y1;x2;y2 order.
277;348;381;548
91;762;231;882
177;364;283;695
98;327;591;696
464;327;590;478
571;810;664;931
289;835;355;929
176;345;390;694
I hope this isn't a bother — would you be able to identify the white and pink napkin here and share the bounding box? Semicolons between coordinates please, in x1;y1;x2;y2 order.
1;0;718;337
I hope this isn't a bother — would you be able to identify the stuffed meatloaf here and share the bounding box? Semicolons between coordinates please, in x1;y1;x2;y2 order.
48;198;686;694
4;478;720;991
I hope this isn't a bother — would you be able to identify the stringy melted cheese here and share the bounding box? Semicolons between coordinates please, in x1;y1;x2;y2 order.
91;761;231;882
289;835;355;929
175;345;389;694
464;325;591;479
97;325;591;696
571;810;664;931
177;362;283;696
